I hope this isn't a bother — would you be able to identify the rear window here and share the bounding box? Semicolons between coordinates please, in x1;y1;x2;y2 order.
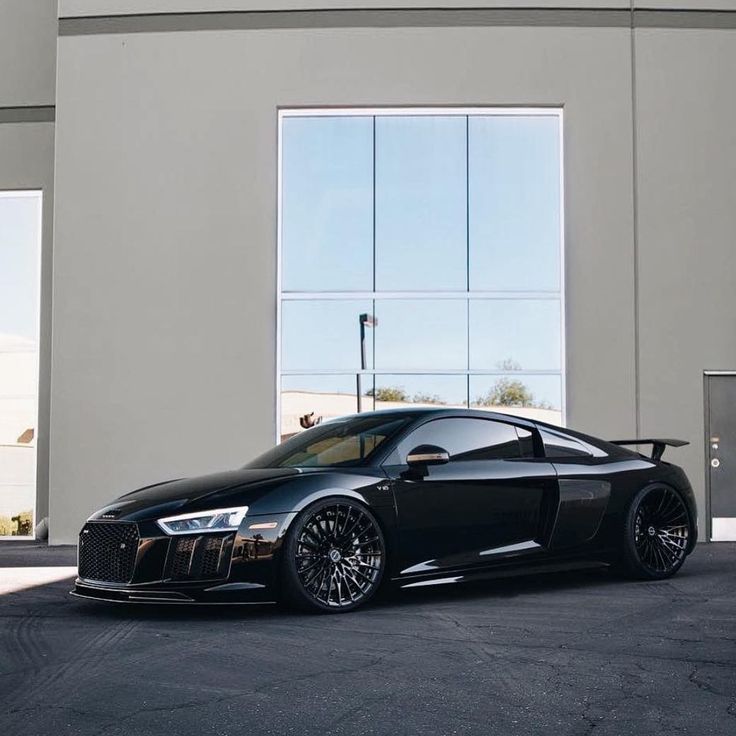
540;429;592;458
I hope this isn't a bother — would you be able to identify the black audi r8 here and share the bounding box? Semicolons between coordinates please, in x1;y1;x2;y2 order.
72;408;697;612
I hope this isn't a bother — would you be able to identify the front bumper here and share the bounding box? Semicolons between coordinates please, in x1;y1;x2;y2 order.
71;579;276;604
71;514;290;604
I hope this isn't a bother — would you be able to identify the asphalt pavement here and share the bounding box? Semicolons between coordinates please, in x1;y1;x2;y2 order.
1;541;734;735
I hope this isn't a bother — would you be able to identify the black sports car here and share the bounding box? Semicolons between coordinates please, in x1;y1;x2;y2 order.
72;409;697;612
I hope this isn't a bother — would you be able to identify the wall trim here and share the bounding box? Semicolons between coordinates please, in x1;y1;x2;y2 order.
59;8;631;35
0;106;56;124
635;9;736;28
57;7;736;35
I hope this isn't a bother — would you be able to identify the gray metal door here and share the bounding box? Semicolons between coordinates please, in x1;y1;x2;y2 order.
705;373;736;541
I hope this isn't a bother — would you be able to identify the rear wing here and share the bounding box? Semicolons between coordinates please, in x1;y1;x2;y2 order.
610;438;689;462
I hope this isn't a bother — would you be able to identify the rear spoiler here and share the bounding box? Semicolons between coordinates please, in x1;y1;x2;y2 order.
610;438;689;462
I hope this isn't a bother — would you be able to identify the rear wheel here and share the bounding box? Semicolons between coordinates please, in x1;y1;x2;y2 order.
620;484;691;579
281;498;386;613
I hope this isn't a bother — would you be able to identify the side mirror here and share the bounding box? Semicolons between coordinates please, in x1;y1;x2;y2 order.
406;444;450;467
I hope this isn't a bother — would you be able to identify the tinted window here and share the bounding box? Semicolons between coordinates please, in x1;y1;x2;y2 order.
541;429;592;458
396;418;522;463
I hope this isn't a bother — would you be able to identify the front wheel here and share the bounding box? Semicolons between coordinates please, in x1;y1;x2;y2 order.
620;484;691;579
280;498;386;613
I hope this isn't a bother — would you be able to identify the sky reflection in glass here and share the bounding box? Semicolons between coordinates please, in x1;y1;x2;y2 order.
375;116;467;291
281;299;374;371
374;299;467;371
470;299;561;371
0;195;41;340
469;116;561;292
281;116;373;292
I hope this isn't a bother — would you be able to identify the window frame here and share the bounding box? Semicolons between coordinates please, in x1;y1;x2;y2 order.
276;107;566;440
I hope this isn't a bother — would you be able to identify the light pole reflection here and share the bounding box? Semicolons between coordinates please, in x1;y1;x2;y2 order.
356;312;377;413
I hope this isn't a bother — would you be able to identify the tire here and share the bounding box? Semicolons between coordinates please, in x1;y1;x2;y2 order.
280;498;386;613
620;484;692;580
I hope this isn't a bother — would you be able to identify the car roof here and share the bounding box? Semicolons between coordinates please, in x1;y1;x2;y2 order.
331;407;624;456
331;407;538;428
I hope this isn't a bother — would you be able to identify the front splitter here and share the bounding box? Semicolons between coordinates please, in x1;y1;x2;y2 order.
71;581;277;605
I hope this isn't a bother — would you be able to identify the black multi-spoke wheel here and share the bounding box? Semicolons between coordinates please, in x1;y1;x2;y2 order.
281;499;385;612
621;485;691;579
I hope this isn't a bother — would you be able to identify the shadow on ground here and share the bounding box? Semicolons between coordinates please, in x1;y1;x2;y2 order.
1;543;734;736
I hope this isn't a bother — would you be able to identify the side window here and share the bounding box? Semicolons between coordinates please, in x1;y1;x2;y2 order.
540;428;592;458
395;418;523;463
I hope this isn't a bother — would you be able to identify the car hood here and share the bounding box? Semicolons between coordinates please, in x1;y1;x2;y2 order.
89;467;303;522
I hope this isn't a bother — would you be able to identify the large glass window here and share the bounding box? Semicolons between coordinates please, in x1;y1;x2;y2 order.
0;191;42;538
279;110;563;440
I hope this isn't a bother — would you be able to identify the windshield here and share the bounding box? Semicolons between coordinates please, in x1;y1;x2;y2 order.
247;415;410;468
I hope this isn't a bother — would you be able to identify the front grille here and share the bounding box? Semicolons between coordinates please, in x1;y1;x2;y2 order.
79;522;139;583
171;537;196;578
201;536;225;577
167;534;232;581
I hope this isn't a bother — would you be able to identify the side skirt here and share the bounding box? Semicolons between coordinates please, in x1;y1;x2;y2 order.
394;558;611;590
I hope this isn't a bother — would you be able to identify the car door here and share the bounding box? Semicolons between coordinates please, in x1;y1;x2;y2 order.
538;427;613;551
382;417;558;576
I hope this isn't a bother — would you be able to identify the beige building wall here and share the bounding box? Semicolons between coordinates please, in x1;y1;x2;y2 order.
50;20;636;543
635;28;736;540
40;2;736;543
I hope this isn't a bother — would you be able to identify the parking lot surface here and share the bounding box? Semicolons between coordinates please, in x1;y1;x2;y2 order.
1;542;735;735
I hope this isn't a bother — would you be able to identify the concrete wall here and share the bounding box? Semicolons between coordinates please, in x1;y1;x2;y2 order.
47;3;736;543
50;23;635;543
0;0;57;524
635;28;736;539
0;0;57;106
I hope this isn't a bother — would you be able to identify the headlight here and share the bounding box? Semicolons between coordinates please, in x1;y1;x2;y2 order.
156;506;248;535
